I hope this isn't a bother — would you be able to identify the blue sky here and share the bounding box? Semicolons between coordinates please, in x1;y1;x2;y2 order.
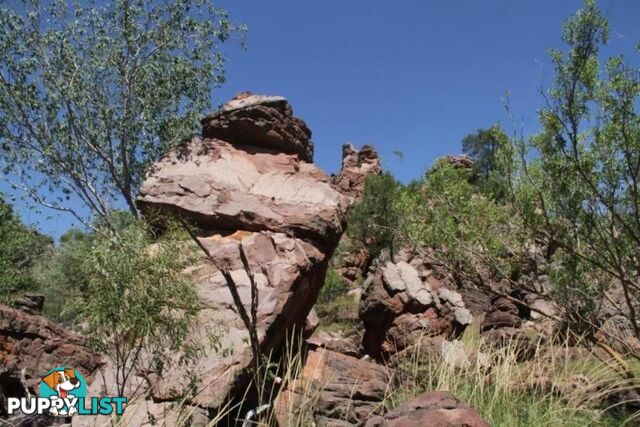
5;0;640;238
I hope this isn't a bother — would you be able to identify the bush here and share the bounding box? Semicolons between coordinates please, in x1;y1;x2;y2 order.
81;220;199;396
0;195;52;302
347;172;402;260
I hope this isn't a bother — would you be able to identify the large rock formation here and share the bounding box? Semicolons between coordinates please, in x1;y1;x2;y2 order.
0;305;102;416
78;93;350;424
359;249;473;360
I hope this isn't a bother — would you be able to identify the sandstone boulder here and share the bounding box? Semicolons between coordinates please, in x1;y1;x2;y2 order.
138;137;345;249
274;348;388;426
365;391;489;427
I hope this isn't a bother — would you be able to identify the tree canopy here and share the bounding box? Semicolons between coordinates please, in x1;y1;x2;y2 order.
0;0;244;231
0;194;52;301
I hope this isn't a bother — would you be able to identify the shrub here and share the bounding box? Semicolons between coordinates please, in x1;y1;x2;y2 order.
81;220;199;396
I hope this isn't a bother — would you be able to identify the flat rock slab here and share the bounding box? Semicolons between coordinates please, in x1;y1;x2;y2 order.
138;138;346;249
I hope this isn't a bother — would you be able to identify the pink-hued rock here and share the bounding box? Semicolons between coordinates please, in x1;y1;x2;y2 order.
138;137;346;249
78;94;350;423
365;391;490;427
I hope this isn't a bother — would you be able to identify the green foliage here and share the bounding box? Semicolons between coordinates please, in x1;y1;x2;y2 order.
415;161;519;280
318;267;349;305
81;220;199;395
347;172;402;259
348;162;516;282
462;126;502;177
315;267;359;333
0;194;52;301
503;0;640;334
0;0;244;229
462;125;511;201
31;228;93;324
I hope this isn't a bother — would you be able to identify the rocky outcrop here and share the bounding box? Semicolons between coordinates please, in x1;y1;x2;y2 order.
0;305;102;413
333;143;382;202
359;250;473;359
83;93;349;423
274;348;388;426
330;144;381;287
365;391;489;427
201;92;313;162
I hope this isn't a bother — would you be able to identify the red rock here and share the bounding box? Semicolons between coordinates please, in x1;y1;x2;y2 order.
274;348;388;426
333;143;382;202
0;305;102;399
365;391;490;427
201;92;313;162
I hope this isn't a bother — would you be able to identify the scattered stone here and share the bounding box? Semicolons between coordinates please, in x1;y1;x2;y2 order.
11;293;45;315
481;297;522;331
0;305;102;416
365;391;490;427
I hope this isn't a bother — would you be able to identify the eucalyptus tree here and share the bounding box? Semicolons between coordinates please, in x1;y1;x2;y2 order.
0;0;244;230
505;0;640;336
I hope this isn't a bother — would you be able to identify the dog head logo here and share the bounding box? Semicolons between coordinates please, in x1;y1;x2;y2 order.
39;367;87;416
42;368;80;399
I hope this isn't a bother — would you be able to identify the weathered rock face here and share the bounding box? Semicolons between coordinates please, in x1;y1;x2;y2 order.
0;305;102;413
94;94;349;421
333;143;382;202
274;348;388;426
359;250;473;360
365;391;490;427
201;92;313;162
138;138;344;249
